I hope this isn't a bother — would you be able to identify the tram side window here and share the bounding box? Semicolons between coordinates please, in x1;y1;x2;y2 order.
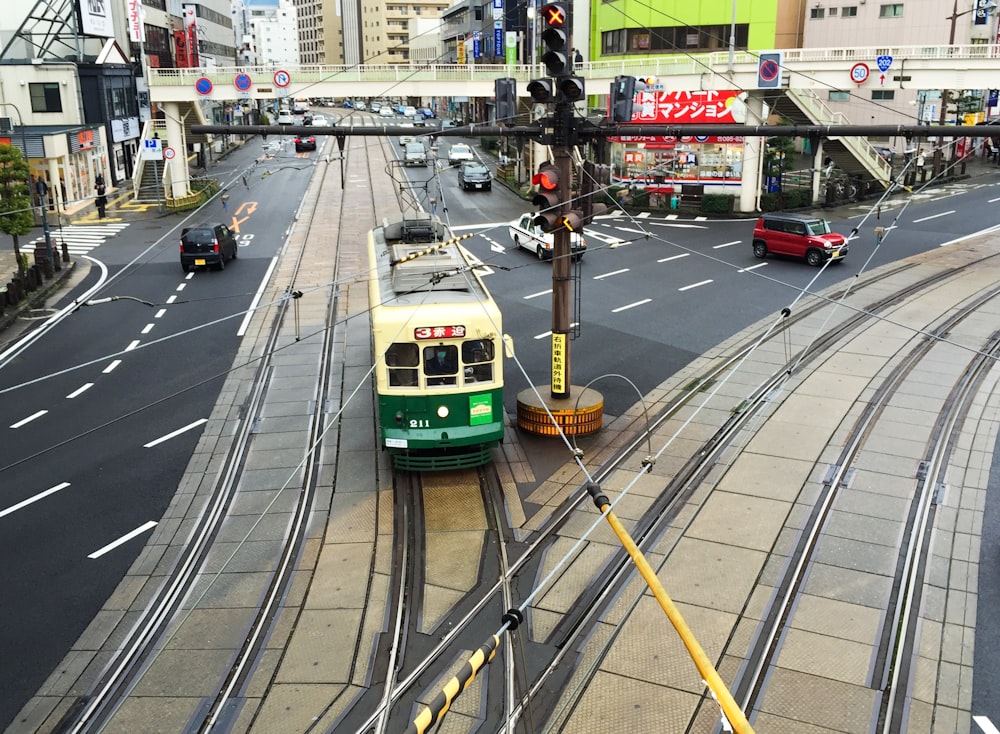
385;343;418;386
462;339;494;383
424;345;459;386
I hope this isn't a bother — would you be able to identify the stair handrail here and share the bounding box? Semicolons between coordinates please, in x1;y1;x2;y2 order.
132;118;169;200
786;88;892;185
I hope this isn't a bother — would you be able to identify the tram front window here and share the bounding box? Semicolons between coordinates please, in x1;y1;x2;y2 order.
462;339;494;383
424;345;458;386
386;342;418;386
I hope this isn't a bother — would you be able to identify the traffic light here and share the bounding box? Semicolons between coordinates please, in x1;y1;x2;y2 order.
559;76;585;102
540;2;570;77
495;78;516;123
527;78;555;103
610;75;636;122
532;161;563;232
580;161;610;224
636;76;658;90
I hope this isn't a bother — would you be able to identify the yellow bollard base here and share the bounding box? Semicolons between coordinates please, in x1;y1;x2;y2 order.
516;385;604;437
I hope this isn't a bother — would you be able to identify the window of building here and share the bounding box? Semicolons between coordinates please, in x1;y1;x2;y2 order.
871;90;895;100
828;90;851;101
879;3;903;17
29;82;62;113
810;7;825;18
829;7;838;15
842;6;858;16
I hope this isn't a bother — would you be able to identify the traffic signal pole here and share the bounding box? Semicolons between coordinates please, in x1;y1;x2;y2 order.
549;141;573;400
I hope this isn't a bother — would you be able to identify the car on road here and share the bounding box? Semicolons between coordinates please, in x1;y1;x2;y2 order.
371;102;382;112
342;100;354;108
403;105;417;117
448;143;475;165
508;213;587;261
355;101;367;111
379;106;394;118
276;110;295;125
458;161;491;191
751;213;847;266
180;222;238;272
417;107;436;119
311;115;330;127
295;134;317;152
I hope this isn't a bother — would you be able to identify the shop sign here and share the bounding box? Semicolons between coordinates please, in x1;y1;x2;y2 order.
77;130;95;150
611;134;744;145
631;90;746;124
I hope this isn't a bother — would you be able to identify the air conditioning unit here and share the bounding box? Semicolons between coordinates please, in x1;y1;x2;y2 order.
0;117;11;133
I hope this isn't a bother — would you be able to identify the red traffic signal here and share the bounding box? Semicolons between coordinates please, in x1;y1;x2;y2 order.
532;162;562;232
532;163;559;192
539;2;570;76
541;2;566;27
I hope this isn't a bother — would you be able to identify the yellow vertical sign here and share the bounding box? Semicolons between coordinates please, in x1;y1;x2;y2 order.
551;333;566;394
458;39;466;65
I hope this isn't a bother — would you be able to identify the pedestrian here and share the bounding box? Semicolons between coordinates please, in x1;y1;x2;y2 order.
915;149;925;183
574;48;583;65
95;174;107;219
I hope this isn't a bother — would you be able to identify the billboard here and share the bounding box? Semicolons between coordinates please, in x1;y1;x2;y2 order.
78;0;115;38
631;90;748;124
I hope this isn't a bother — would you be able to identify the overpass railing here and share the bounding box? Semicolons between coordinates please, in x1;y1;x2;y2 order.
147;45;999;88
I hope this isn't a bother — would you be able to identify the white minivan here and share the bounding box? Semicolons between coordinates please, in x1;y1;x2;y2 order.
277;110;295;125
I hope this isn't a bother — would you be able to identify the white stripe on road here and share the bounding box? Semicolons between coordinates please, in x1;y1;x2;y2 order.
974;716;1000;734
0;482;71;519
103;359;122;374
523;289;552;300
739;263;767;272
144;418;208;448
166;295;177;304
679;279;713;292
533;324;579;339
989;196;1000;203
141;323;155;334
238;255;279;337
66;383;94;399
125;340;140;351
712;240;742;249
593;268;629;280
88;521;157;559
154;308;167;319
912;210;955;223
612;299;651;313
176;283;186;291
657;253;690;264
10;410;48;428
185;272;194;280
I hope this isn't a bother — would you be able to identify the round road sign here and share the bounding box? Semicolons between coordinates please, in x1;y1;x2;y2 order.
234;73;253;92
163;146;176;160
273;69;291;88
850;62;870;84
758;58;780;83
195;77;213;96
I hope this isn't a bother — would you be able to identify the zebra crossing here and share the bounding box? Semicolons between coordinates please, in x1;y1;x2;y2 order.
28;222;130;257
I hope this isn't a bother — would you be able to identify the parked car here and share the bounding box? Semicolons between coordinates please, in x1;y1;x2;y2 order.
180;222;238;272
379;107;395;118
417;107;436;119
403;105;417;117
295;135;317;152
276;110;295;125
342;100;354;108
355;101;367;111
371;102;382;112
751;213;848;266
508;213;586;261
448;143;475;165
403;141;428;167
458;161;491;191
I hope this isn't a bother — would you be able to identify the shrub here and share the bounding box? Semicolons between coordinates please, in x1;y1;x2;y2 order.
700;194;734;214
759;192;782;212
781;189;809;208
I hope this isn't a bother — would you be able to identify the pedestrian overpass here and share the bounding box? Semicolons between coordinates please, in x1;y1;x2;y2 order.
142;44;1000;211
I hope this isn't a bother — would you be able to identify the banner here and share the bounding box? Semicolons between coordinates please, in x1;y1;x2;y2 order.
128;0;145;42
630;90;747;124
77;0;114;38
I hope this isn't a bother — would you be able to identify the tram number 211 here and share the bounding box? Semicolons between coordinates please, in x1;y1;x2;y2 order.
410;419;431;428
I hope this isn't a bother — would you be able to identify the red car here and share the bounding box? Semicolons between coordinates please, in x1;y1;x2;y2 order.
294;135;316;152
752;213;847;266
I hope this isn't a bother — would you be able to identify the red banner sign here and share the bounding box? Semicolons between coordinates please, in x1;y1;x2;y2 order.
414;326;466;340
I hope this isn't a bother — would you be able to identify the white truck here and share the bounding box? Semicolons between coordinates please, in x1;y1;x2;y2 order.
508;213;587;261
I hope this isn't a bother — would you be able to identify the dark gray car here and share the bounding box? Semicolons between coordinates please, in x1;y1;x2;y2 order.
458;162;491;191
180;222;238;272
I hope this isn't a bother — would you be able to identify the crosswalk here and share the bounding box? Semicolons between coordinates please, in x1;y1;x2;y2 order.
28;223;130;257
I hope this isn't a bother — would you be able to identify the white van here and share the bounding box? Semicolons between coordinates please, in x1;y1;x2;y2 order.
277;110;295;125
292;100;309;114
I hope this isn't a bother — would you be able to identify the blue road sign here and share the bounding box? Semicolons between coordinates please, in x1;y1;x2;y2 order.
876;55;893;73
195;77;213;96
234;73;253;92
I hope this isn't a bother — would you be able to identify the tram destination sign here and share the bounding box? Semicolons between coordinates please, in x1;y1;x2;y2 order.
414;325;466;339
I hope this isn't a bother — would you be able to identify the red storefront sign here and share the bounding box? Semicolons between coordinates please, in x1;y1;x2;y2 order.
631;90;745;124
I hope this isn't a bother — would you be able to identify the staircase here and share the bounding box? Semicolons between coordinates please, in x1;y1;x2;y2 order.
770;89;893;191
131;100;212;203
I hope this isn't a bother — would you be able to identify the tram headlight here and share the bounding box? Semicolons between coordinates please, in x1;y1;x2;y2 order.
437;405;450;419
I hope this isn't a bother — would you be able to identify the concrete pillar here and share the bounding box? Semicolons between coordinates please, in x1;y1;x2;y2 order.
811;139;825;204
161;103;190;200
738;94;767;214
46;158;63;211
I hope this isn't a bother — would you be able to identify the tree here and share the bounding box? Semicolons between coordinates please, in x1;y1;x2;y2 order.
0;143;34;277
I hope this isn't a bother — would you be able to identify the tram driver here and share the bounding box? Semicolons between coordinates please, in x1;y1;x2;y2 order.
424;345;458;385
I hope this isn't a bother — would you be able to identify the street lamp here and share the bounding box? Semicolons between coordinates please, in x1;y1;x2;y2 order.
526;2;537;70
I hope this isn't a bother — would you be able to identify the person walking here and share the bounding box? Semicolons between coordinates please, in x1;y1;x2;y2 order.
915;149;926;183
95;174;107;219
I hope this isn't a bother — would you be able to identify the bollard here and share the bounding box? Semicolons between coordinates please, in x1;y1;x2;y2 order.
61;240;70;263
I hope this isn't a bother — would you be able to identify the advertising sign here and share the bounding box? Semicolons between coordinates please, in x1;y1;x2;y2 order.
629;90;747;124
473;31;482;58
975;0;991;24
505;31;517;65
457;39;466;64
494;23;503;57
77;0;114;38
128;0;145;42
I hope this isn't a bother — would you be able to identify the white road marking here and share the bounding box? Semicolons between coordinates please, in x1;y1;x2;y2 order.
593;268;629;280
637;212;650;218
523;289;552;300
141;323;154;334
66;383;94;399
176;283;186;291
185;272;194;280
103;359;122;374
88;521;157;559
679;279;713;291
912;210;955;223
154;308;167;319
712;240;742;250
612;299;652;313
0;482;71;519
125;340;140;351
739;263;768;272
974;716;1000;734
533;323;579;339
144;418;209;448
989;196;1000;203
658;253;690;263
165;295;177;304
238;255;279;337
617;227;650;235
10;410;48;428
